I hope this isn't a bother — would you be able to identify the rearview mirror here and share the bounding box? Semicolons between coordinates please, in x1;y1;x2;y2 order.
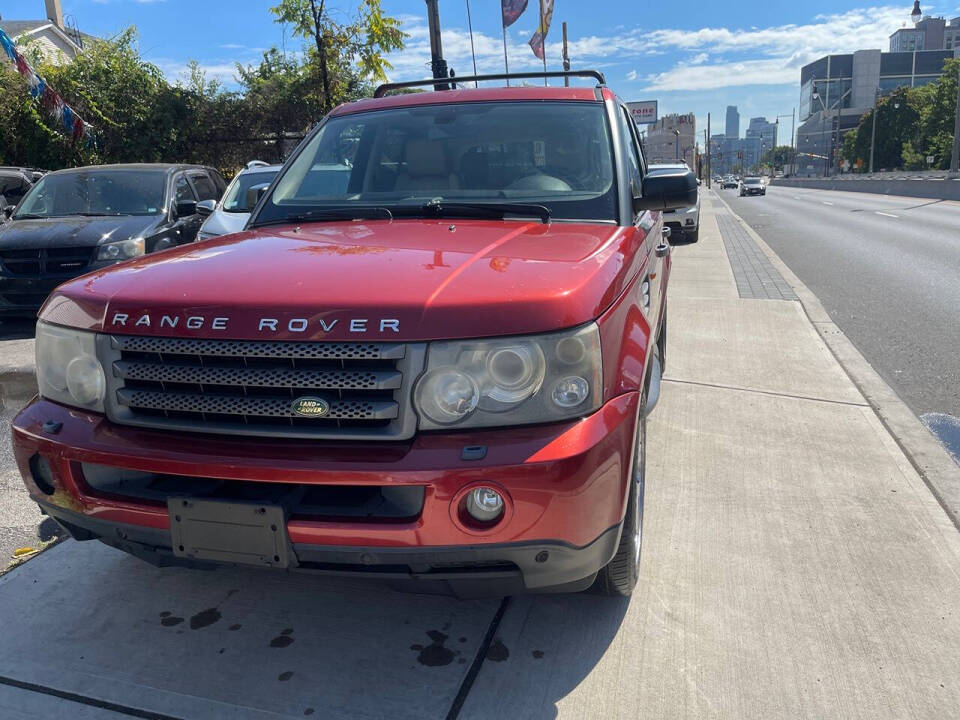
196;199;216;217
633;169;698;212
174;199;198;218
245;184;269;211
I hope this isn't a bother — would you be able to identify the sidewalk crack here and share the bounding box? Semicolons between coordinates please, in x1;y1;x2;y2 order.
662;377;870;408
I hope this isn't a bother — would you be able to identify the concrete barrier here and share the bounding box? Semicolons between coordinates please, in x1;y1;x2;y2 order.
771;176;960;200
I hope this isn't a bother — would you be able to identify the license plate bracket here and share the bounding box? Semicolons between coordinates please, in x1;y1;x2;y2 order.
169;498;291;568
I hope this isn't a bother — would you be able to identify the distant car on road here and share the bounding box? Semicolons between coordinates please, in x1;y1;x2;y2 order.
197;162;281;241
650;163;699;242
0;163;225;319
721;175;738;189
739;177;766;196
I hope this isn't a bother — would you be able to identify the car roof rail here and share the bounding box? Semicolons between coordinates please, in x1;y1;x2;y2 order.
246;160;270;169
373;70;607;98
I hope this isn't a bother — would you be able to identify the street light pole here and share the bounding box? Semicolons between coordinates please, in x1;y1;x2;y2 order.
869;93;879;174
673;129;680;162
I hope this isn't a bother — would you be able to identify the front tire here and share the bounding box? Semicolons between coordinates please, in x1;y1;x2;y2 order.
591;375;649;596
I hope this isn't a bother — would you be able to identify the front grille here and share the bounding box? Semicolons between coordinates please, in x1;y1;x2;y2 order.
0;247;94;277
100;335;425;440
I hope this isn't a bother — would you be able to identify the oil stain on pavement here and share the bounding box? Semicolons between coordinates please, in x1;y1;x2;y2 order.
189;607;221;630
486;638;509;662
270;628;295;648
410;629;455;666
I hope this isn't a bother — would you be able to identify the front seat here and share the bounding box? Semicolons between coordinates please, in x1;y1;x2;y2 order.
395;140;458;193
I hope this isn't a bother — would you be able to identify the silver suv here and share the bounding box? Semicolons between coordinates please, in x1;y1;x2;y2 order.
196;161;281;241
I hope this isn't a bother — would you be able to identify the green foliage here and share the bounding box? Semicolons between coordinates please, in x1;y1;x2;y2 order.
760;145;795;169
0;0;405;172
841;59;960;172
270;0;405;110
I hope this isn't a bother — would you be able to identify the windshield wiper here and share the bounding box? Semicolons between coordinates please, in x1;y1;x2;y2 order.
252;206;393;227
11;213;45;220
407;201;551;224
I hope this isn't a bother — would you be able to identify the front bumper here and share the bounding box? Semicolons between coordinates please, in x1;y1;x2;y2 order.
13;393;639;595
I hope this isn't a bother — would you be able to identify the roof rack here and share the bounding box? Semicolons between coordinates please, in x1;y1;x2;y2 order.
373;70;607;98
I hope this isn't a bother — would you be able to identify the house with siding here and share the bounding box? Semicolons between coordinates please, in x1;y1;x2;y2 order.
0;0;90;66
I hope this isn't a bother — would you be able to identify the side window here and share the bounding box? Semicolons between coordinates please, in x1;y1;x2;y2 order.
618;107;643;202
174;175;196;203
189;173;218;201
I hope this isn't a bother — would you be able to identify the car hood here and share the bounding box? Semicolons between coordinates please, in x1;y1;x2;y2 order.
199;210;248;238
41;218;641;342
0;215;163;250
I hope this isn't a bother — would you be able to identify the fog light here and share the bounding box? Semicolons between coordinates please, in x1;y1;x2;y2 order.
465;487;504;523
29;455;56;495
551;376;589;408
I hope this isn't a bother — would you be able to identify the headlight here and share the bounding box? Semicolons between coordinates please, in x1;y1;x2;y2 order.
414;324;602;430
35;322;105;412
96;237;145;261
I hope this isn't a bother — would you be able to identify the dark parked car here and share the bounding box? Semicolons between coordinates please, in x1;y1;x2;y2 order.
0;167;46;220
0;163;225;318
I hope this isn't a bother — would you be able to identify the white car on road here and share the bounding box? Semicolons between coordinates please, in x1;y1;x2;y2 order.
649;163;700;243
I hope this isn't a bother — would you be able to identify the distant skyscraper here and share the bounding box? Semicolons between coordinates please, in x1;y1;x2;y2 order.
726;105;740;139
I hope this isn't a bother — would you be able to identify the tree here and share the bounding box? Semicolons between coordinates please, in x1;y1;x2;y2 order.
914;58;960;169
760;145;795;169
840;86;921;172
269;0;405;111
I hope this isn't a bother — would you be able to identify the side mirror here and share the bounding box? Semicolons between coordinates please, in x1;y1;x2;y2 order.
1;205;14;219
196;199;216;217
633;169;698;212
245;184;269;211
696;178;702;186
174;199;198;218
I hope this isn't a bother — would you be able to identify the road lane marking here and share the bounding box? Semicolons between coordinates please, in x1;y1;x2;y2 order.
822;201;834;205
875;211;899;218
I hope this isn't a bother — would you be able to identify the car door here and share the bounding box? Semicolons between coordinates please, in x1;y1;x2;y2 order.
618;105;666;336
170;173;200;245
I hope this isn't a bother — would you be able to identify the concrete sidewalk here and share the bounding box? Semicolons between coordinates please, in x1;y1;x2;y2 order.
459;192;960;719
1;195;959;718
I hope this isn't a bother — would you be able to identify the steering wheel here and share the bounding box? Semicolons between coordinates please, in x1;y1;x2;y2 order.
506;172;573;192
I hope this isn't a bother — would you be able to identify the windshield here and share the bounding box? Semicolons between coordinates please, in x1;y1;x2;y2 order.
255;101;616;224
222;170;279;213
14;169;166;218
744;177;762;185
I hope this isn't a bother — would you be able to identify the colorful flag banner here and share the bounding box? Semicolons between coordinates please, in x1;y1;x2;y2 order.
501;0;529;28
528;0;555;60
0;27;91;142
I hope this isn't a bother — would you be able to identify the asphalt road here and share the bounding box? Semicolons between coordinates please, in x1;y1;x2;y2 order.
723;185;960;458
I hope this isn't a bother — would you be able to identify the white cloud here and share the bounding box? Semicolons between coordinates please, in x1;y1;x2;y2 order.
385;5;915;93
626;70;638;81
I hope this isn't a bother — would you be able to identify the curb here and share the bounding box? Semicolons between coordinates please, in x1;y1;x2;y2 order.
711;189;960;531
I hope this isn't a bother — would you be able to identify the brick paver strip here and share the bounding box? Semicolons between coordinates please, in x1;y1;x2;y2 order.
715;212;798;301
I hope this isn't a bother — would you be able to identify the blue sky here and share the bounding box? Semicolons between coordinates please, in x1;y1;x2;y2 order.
6;0;960;140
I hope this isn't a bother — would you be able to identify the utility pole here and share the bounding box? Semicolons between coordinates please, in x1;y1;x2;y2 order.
707;113;711;187
425;0;448;91
562;22;570;86
869;96;878;174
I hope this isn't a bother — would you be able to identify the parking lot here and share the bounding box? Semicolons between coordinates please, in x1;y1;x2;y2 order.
2;193;960;718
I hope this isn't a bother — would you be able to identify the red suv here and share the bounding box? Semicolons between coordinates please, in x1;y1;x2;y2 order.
12;71;695;597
